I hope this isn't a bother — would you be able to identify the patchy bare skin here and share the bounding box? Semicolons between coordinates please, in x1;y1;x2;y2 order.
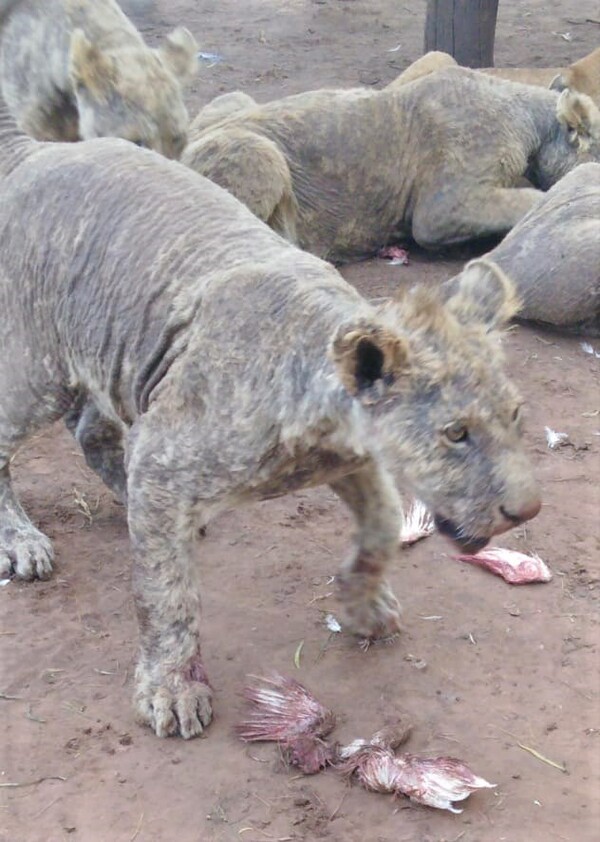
0;0;197;157
447;162;600;336
183;67;600;262
387;48;600;108
0;106;540;739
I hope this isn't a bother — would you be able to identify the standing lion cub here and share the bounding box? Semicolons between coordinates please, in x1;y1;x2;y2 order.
0;99;541;738
0;0;198;158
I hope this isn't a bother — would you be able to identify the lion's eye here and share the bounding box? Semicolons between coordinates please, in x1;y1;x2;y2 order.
512;405;520;422
131;139;145;148
444;421;469;444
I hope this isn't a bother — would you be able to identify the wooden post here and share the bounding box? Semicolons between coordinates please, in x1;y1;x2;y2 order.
424;0;500;68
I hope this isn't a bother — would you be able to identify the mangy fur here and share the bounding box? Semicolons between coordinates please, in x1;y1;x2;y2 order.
0;0;198;157
183;67;600;262
450;162;600;336
0;103;540;739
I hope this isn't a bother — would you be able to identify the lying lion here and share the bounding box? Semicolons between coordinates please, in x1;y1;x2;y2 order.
0;0;197;157
450;162;599;336
183;67;600;262
386;47;600;108
0;100;540;739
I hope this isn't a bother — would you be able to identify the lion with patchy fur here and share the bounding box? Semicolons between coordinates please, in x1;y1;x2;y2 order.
446;162;600;336
0;0;197;157
0;103;540;739
184;67;600;262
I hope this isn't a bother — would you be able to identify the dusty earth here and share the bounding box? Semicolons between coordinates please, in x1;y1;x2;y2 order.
1;2;599;841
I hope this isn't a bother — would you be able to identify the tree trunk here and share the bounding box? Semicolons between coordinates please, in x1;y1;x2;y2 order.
424;0;500;68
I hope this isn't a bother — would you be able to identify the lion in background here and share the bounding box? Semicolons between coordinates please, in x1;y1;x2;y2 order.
183;66;600;262
0;0;198;158
386;47;600;107
445;162;600;336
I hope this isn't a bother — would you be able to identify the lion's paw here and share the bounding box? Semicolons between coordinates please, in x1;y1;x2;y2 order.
338;574;402;641
0;524;54;581
135;661;213;739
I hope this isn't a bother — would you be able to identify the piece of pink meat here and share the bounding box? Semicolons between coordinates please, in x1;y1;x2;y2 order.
453;547;552;584
378;245;409;264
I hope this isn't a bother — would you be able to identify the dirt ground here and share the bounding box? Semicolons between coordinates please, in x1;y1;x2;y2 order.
1;2;599;841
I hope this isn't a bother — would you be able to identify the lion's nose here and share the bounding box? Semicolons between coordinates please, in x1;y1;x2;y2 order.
499;498;542;526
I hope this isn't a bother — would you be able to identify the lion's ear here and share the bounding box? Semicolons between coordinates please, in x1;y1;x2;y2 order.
69;30;117;99
447;259;520;330
331;322;410;396
556;89;600;148
549;72;567;93
158;27;198;83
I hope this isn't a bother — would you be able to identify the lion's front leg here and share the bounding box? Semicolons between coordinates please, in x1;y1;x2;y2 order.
413;185;544;249
126;419;214;739
331;461;403;641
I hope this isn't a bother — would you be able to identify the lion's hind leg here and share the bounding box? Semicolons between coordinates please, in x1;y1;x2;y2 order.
182;127;298;242
385;51;458;90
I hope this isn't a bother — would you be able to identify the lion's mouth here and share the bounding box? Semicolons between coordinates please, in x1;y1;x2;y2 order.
434;516;490;555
